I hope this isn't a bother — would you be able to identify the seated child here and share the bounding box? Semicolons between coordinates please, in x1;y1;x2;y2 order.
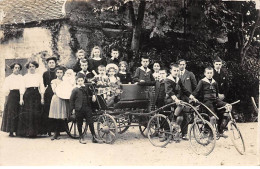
117;61;132;84
91;65;109;99
73;49;87;73
107;48;120;65
193;67;232;137
77;59;94;83
106;63;122;107
152;61;161;81
69;74;98;144
165;64;197;134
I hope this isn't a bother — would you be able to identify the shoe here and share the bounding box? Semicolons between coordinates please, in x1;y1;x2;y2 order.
219;133;228;138
48;132;52;136
79;136;87;144
9;132;15;137
182;134;188;140
51;132;59;140
92;136;98;143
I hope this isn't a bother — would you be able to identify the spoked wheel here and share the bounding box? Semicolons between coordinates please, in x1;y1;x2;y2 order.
65;118;87;139
228;121;245;155
189;119;216;156
147;114;172;147
200;113;220;140
97;114;118;144
139;116;150;138
116;114;132;134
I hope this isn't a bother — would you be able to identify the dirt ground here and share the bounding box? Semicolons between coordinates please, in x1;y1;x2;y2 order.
0;121;259;166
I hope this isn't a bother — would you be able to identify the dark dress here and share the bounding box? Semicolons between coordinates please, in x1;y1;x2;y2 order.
88;58;107;74
118;72;132;84
43;68;57;133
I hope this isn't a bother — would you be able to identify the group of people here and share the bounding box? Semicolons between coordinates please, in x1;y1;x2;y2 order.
1;45;232;144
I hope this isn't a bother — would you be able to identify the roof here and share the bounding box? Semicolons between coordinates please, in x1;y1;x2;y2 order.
0;0;67;25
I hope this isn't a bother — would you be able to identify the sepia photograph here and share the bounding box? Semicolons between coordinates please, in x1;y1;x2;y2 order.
0;0;259;166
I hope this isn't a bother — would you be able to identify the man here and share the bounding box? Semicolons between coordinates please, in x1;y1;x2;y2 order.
213;58;228;101
177;59;197;140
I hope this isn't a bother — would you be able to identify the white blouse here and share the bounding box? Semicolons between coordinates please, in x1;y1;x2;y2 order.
3;74;24;96
22;73;45;94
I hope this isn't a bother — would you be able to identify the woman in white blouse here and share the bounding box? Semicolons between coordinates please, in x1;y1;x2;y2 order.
16;61;45;137
1;63;23;137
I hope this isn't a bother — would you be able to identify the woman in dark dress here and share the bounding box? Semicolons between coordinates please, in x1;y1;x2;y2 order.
117;61;132;84
42;57;58;135
1;63;23;137
16;61;45;137
88;46;107;76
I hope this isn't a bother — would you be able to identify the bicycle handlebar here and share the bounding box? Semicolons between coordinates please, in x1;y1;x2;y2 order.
217;100;240;110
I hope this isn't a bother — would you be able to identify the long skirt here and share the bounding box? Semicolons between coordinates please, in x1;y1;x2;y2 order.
43;88;55;133
16;88;43;137
1;90;20;133
49;95;69;119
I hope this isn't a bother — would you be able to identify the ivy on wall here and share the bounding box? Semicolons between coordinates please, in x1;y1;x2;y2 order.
0;28;24;44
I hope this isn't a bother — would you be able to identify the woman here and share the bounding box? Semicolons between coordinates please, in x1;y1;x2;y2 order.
42;56;58;135
1;63;24;137
16;61;45;137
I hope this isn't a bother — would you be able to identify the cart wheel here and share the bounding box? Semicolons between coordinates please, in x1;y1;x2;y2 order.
65;119;87;139
228;121;245;155
200;113;220;140
116;114;132;134
189;119;216;156
147;114;172;147
97;114;118;144
139;116;150;137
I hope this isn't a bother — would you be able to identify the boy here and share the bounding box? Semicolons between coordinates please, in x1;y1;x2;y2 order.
91;65;108;99
164;64;197;135
155;69;168;108
77;59;94;83
193;67;232;137
70;74;98;144
133;56;155;83
73;49;87;73
107;48;120;65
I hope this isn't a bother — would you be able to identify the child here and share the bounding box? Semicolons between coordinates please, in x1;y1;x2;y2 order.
73;49;87;73
117;61;132;84
106;63;122;107
107;48;120;65
91;65;109;99
48;66;69;140
193;67;232;137
70;74;98;144
77;59;94;83
88;46;107;76
155;69;168;108
133;56;155;83
152;61;161;81
164;64;197;135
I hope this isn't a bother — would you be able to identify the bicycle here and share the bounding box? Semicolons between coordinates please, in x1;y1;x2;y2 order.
147;101;216;156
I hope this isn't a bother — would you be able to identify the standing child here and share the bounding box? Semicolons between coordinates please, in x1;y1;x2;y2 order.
88;46;107;76
106;64;122;107
152;61;161;81
164;64;197;137
48;66;69;140
73;49;87;73
133;56;155;83
193;67;232;137
155;69;168;108
107;48;120;65
117;61;132;84
70;74;98;144
77;59;94;83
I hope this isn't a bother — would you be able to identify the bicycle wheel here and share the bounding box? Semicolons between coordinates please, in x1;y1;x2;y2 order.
200;113;220;140
147;114;172;147
97;114;118;144
189;119;216;156
139;116;150;138
228;121;245;155
65;119;87;139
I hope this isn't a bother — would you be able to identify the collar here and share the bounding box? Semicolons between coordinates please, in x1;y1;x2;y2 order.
214;69;221;73
180;69;186;74
202;77;216;84
167;75;179;83
79;70;90;74
140;66;151;72
76;84;85;88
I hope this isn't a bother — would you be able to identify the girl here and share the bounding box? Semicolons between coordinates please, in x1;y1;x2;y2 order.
152;61;161;81
1;63;24;137
117;61;132;84
88;46;107;76
17;61;45;137
106;64;122;107
48;66;69;140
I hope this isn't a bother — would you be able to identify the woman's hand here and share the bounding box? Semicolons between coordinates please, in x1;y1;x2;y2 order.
41;98;44;105
92;95;96;102
19;99;24;106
